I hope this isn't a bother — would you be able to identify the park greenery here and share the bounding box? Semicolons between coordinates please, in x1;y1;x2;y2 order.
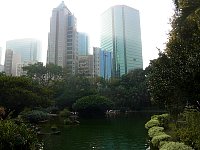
0;0;199;149
145;0;200;149
0;61;152;149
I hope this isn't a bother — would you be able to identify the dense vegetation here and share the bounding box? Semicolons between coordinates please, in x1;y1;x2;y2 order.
146;0;200;149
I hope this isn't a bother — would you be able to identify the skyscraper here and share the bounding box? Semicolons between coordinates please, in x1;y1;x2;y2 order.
47;1;78;74
5;39;42;76
0;47;2;65
4;49;13;75
6;38;42;63
101;5;143;77
78;32;89;56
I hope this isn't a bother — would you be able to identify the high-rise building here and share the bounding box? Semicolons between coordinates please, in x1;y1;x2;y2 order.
101;5;143;77
4;49;13;75
47;1;78;75
78;32;89;56
5;38;42;76
93;47;112;79
0;47;2;65
78;55;93;77
6;38;42;63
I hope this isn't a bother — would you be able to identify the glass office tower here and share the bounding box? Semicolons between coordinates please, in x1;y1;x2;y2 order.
101;5;143;77
6;38;42;63
78;32;89;56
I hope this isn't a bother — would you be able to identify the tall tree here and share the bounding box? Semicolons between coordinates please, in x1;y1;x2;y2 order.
147;0;200;114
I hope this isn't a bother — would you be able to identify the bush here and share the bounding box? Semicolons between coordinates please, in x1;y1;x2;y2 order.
148;126;164;138
72;95;113;117
157;114;170;128
59;108;70;117
175;109;200;149
0;120;39;149
145;119;160;129
160;142;193;150
20;110;49;123
151;133;171;147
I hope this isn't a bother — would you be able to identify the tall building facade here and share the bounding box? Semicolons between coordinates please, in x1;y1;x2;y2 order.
6;38;42;63
93;47;112;79
4;49;13;75
47;1;78;74
101;5;143;77
5;38;42;76
0;47;2;65
78;32;89;56
78;55;93;77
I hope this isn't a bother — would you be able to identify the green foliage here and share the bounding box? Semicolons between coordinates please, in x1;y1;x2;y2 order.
145;118;160;129
0;120;39;150
59;108;70;117
146;0;200;115
175;108;200;149
104;69;151;111
20;110;49;123
148;126;164;138
55;75;96;109
23;62;63;87
157;114;170;128
0;76;51;115
151;133;171;147
72;95;113;116
160;142;193;150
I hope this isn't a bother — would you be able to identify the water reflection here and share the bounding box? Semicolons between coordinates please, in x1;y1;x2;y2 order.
41;112;153;150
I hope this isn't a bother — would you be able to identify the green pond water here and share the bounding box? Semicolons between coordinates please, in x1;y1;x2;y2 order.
41;112;153;150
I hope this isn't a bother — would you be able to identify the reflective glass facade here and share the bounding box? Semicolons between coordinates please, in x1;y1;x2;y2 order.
101;5;143;77
6;38;42;63
78;32;89;56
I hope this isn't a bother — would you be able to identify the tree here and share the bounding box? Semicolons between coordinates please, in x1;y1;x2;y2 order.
147;0;200;115
72;95;113;117
23;62;63;86
54;75;96;109
0;76;51;115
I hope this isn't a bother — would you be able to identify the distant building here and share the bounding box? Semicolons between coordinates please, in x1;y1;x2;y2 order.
101;5;143;77
78;55;93;77
6;38;42;63
0;47;2;65
0;65;4;72
5;38;42;76
93;47;112;79
78;32;89;56
11;53;21;76
47;1;78;75
4;49;13;75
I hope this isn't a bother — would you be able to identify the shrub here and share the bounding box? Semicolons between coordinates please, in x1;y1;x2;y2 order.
72;95;113;117
0;120;39;149
145;119;160;129
151;133;171;147
175;109;200;149
148;126;164;138
157;114;170;128
160;142;193;150
20;110;49;123
59;108;70;117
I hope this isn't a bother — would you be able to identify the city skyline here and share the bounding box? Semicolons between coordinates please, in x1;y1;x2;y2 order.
0;0;174;68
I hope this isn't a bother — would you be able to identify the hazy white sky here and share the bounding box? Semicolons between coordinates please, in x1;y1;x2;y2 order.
0;0;174;68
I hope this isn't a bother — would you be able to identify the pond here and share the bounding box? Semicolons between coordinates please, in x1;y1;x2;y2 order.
40;112;154;150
